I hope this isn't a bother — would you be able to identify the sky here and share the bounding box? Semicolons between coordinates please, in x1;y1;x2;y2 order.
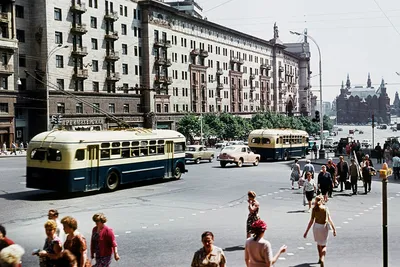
194;0;400;103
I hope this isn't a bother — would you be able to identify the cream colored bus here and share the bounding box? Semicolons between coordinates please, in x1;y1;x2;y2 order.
26;129;187;192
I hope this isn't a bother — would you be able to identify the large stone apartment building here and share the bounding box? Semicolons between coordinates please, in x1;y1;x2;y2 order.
0;0;314;143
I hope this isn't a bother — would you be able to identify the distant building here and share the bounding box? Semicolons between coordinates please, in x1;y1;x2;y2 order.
392;92;400;116
336;74;390;124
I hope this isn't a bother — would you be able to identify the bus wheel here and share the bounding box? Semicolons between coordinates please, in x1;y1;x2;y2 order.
174;166;182;180
237;158;243;167
106;171;120;191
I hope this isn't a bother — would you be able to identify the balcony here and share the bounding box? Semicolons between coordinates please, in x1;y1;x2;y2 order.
0;12;9;24
190;49;200;55
0;38;18;52
216;97;223;103
71;24;88;34
155;76;173;85
0;64;13;75
106;72;121;81
71;3;87;13
104;11;119;21
73;69;88;80
199;50;209;58
71;46;88;57
279;66;284;72
250;74;256;80
105;51;120;61
105;31;119;41
217;83;224;90
216;69;223;76
155;58;172;67
154;39;172;48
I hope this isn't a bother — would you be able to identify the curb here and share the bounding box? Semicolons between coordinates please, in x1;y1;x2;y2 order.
0;154;26;159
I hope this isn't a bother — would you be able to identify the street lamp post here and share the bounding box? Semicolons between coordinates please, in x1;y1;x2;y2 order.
46;44;69;131
290;31;325;159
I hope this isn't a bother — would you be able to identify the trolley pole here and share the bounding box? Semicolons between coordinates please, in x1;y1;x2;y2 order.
381;171;388;267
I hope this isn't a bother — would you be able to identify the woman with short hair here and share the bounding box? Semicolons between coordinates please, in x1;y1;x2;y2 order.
303;172;317;211
191;231;226;267
61;216;88;267
0;244;25;267
90;213;119;267
245;219;287;267
303;195;337;267
246;191;260;238
34;220;62;267
290;159;301;189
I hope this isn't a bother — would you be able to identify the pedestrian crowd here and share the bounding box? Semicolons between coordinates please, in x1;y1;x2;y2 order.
0;141;27;156
0;211;119;267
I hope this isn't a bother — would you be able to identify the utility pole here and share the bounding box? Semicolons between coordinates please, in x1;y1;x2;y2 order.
372;113;375;148
381;170;388;267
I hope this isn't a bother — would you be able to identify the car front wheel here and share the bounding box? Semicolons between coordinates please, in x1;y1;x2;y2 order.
253;158;259;166
195;158;201;164
209;155;214;163
237;159;243;168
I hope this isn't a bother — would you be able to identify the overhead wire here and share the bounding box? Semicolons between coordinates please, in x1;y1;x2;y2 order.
373;0;400;37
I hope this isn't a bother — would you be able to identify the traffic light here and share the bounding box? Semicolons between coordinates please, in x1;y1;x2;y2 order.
315;111;320;122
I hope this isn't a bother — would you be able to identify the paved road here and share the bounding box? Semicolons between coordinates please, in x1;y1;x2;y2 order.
1;157;400;266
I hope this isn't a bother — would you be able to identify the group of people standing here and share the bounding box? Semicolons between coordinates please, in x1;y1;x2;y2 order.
192;190;336;267
0;210;120;267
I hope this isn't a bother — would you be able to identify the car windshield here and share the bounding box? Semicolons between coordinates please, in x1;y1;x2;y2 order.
186;147;196;152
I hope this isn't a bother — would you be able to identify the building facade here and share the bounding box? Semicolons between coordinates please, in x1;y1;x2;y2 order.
7;0;314;140
336;74;391;124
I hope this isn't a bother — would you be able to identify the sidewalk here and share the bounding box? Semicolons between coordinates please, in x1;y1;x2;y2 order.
0;151;26;158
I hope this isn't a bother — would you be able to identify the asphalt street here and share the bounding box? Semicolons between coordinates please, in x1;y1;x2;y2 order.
1;155;400;266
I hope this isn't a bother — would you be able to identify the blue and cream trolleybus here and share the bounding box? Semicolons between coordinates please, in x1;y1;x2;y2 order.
26;129;187;192
248;129;309;161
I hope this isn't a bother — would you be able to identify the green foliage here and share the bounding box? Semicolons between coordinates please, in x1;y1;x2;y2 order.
177;111;333;142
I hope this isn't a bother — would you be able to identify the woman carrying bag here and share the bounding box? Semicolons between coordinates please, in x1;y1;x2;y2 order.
290;159;301;190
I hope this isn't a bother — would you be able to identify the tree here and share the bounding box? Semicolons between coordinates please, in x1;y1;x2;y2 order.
323;115;333;132
176;114;200;144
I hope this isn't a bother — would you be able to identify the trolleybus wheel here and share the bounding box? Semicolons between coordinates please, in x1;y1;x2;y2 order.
174;166;182;180
106;171;120;191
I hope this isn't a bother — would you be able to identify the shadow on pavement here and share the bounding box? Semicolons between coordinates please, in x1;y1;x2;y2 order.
287;210;306;214
332;193;353;197
0;178;176;201
289;263;316;267
223;245;245;252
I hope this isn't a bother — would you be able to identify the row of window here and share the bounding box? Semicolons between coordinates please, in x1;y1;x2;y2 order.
251;136;307;145
56;102;140;114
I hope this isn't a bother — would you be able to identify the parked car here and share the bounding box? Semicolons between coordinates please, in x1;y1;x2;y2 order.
227;140;244;146
359;130;364;134
185;145;215;164
217;145;260;168
324;137;335;148
215;142;228;149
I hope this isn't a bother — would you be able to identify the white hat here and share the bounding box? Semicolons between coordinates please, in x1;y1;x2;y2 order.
328;157;333;161
306;160;311;163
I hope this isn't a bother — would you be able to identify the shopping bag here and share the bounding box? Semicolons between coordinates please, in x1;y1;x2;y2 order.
303;193;307;206
345;180;351;190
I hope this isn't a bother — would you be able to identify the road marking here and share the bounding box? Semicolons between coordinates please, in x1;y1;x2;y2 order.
355;215;360;217
115;235;119;237
279;190;284;192
343;221;349;224
306;243;312;246
274;192;279;194
192;213;197;216
359;212;364;215
396;194;400;197
200;211;205;214
125;231;131;234
348;218;353;221
287;253;295;256
212;208;217;211
142;226;147;229
279;257;286;260
369;208;374;210
298;247;305;250
154;224;159;226
336;226;342;229
373;206;378;208
364;210;369;212
178;217;185;219
262;194;267;197
169;219;175;222
268;193;273;196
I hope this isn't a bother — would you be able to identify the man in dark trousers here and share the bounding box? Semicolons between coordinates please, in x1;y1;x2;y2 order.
375;143;383;164
349;158;360;195
337;156;349;192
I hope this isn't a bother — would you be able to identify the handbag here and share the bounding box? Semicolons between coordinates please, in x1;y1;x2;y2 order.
345;180;351;190
303;193;307;206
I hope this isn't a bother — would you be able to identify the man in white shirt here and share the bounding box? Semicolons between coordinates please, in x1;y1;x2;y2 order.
47;209;65;241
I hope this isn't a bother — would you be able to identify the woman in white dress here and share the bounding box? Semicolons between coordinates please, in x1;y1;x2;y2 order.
303;195;337;267
290;159;301;190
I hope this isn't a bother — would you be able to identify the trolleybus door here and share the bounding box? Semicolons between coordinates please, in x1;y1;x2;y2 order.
165;141;174;178
86;145;99;190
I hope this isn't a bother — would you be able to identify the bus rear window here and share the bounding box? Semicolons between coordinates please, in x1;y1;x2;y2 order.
30;149;46;160
262;138;270;144
251;138;260;144
47;149;62;161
